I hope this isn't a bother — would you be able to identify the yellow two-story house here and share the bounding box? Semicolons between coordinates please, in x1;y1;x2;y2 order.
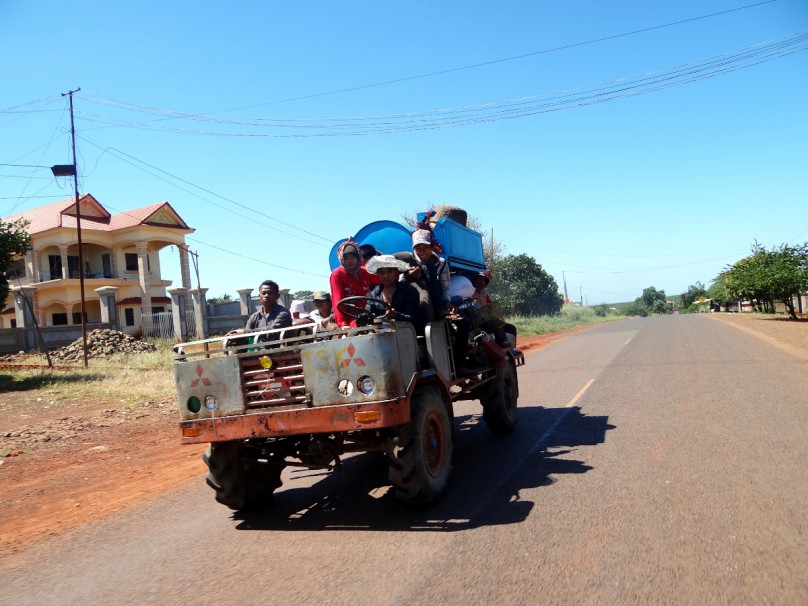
2;193;194;334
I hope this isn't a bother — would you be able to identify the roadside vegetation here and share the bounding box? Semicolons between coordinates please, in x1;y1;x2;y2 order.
0;342;176;415
509;303;625;337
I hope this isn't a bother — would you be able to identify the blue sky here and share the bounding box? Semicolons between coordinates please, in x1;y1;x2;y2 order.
2;0;806;304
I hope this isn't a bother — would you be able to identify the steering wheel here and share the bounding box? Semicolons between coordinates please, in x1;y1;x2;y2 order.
336;296;387;324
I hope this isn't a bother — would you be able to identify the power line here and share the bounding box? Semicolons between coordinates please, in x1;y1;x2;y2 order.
0;163;52;168
84;0;779;118
0;195;65;200
77;135;332;245
73;30;808;138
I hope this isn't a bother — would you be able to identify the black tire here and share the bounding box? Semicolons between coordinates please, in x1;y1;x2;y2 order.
203;441;283;511
480;362;518;436
387;388;453;505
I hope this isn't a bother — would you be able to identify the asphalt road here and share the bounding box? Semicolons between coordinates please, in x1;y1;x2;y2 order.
2;315;807;605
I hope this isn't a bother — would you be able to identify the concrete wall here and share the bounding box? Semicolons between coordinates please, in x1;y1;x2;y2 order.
0;323;114;354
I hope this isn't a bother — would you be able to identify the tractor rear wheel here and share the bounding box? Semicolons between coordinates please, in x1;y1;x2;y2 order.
480;362;518;436
387;388;453;505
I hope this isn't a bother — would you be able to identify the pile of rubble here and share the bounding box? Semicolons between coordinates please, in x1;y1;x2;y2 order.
50;329;157;362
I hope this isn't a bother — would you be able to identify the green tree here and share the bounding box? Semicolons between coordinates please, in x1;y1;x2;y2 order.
0;219;32;312
623;301;649;317
208;293;233;304
292;290;314;301
680;281;707;308
707;272;731;308
725;242;808;319
628;286;670;316
639;286;667;310
488;253;563;316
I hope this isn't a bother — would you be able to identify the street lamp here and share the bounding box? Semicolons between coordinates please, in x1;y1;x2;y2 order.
50;165;76;177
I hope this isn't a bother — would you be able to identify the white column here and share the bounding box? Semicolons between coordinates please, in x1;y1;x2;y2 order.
59;245;69;279
167;287;189;342
236;288;254;317
179;245;192;289
95;286;119;327
189;287;208;339
136;241;152;315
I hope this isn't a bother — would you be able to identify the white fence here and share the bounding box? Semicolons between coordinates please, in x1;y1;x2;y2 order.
141;309;197;340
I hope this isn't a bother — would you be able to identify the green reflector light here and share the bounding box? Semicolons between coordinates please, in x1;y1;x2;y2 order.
187;396;202;413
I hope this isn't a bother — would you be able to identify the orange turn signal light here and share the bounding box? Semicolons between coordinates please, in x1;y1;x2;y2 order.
182;427;203;438
354;410;381;423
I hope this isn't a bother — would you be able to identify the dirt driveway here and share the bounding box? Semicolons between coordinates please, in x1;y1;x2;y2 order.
1;314;805;557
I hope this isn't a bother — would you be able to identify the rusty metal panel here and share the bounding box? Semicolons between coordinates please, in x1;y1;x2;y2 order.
300;330;408;406
174;355;245;420
179;398;411;443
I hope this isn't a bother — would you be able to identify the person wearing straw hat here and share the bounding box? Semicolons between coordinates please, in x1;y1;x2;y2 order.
364;254;423;333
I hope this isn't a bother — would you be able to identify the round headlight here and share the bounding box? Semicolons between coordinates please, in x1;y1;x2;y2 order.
357;376;375;395
205;395;217;410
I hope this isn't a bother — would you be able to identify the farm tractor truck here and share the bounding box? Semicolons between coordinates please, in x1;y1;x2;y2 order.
173;208;524;510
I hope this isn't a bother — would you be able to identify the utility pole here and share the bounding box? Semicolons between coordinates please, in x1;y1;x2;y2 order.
563;271;569;303
189;248;202;291
65;88;88;367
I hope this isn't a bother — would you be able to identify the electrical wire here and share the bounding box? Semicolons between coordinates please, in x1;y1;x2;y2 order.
81;0;778;118
72;30;808;138
77;135;332;245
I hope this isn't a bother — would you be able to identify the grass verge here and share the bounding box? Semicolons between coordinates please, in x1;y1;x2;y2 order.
508;305;625;337
0;346;176;415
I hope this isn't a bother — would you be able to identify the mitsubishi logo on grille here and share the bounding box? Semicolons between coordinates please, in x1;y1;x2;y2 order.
190;364;212;387
339;343;366;368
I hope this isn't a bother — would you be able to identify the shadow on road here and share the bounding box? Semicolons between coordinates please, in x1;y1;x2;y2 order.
233;406;614;533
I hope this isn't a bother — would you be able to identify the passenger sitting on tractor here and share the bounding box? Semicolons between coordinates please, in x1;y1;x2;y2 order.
472;271;517;348
359;243;380;266
330;241;380;328
289;300;314;326
364;254;423;333
309;291;336;332
245;279;293;332
407;229;472;375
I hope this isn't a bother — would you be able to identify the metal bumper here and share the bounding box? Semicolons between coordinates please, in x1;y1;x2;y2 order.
178;398;411;444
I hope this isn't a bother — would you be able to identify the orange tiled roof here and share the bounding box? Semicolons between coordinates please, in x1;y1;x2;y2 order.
3;194;192;235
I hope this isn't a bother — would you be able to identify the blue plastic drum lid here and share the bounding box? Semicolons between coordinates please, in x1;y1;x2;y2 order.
329;220;414;271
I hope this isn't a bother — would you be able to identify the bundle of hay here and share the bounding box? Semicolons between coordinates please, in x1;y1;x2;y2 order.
430;205;468;226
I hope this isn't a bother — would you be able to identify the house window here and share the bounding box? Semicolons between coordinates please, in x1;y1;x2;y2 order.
125;253;149;272
52;313;68;326
67;255;80;278
72;312;86;325
48;255;62;280
102;253;112;278
152;306;165;314
7;259;25;279
124;308;135;327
